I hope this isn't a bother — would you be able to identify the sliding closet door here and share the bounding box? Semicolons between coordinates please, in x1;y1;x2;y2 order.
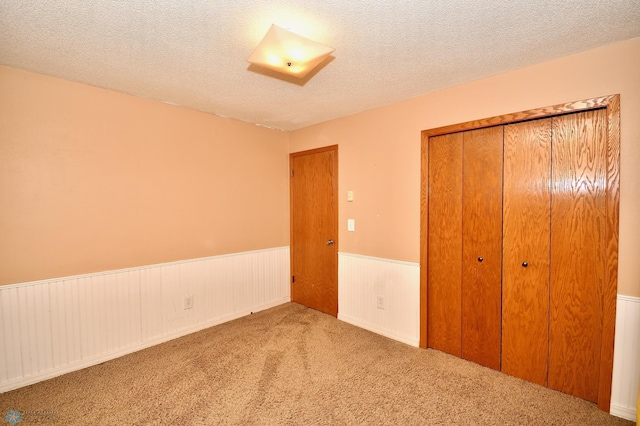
549;109;607;403
502;119;552;386
461;127;503;370
427;133;463;356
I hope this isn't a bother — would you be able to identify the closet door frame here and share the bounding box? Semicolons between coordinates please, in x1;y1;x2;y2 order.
419;94;620;412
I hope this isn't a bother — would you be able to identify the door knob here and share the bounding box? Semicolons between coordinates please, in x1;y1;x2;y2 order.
326;239;335;245
522;261;528;267
477;257;484;262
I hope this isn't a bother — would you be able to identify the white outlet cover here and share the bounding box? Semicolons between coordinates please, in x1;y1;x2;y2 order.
347;219;355;231
184;295;194;310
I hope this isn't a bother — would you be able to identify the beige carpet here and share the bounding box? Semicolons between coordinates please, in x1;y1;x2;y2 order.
0;303;633;425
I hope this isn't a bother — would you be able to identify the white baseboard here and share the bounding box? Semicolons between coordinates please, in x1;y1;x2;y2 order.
338;313;419;347
610;404;636;422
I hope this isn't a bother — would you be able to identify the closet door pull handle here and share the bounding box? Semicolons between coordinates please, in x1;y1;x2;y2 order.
477;257;483;262
522;261;528;267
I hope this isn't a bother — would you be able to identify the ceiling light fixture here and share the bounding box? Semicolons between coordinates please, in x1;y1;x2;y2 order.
247;24;334;78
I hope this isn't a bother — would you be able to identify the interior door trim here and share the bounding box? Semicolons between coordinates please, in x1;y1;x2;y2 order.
419;94;620;411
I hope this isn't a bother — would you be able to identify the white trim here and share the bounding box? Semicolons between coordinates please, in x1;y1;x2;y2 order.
610;404;636;422
1;246;290;290
616;294;640;303
338;313;419;347
338;251;419;268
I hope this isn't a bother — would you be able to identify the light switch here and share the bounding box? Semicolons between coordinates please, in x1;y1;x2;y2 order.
347;219;355;232
347;191;354;202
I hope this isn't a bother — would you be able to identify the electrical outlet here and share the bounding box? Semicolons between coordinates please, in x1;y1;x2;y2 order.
377;295;385;310
184;295;194;310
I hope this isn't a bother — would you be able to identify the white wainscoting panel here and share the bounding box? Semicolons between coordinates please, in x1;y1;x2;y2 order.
610;295;640;421
0;247;290;393
338;252;420;347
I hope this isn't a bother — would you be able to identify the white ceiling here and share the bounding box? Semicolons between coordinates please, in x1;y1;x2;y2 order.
1;1;639;131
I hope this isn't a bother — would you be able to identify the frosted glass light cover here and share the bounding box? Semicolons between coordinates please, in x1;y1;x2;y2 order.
248;24;334;78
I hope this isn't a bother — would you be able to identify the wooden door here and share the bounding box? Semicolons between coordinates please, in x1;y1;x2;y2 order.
290;146;338;316
461;126;503;370
549;109;607;402
427;133;463;356
502;118;552;386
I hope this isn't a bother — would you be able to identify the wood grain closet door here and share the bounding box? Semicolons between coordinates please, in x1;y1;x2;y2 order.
427;133;463;356
549;109;607;403
502;119;551;386
461;127;503;370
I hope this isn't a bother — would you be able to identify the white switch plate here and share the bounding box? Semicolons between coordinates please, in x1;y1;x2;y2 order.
377;295;385;310
347;219;355;231
347;191;354;202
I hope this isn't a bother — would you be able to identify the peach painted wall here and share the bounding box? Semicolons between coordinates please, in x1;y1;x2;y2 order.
290;37;640;297
0;66;290;286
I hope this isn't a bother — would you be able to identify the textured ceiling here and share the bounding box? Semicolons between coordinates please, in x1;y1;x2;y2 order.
1;1;639;131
